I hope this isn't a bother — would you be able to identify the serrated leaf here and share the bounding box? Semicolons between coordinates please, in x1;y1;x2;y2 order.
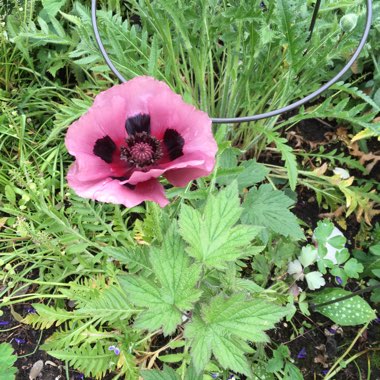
185;294;286;375
141;366;179;380
0;343;17;379
119;224;201;335
46;342;123;378
42;0;66;17
179;182;263;268
242;184;304;240
22;304;79;329
217;159;269;189
267;134;298;190
212;335;253;375
59;11;81;26
284;362;304;380
267;345;290;373
313;288;376;326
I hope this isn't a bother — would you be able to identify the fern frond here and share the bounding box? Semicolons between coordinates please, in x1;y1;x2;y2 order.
281;97;380;132
77;286;135;324
275;0;304;69
298;147;366;172
59;276;108;308
331;81;380;112
22;304;79;329
265;132;298;190
46;342;116;379
42;322;116;350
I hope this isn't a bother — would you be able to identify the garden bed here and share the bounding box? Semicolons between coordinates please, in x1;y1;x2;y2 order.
1;0;379;379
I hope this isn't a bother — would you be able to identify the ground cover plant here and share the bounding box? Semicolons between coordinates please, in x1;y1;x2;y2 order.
0;0;379;379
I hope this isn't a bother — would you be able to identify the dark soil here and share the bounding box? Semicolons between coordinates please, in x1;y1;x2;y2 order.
271;314;380;380
0;305;115;380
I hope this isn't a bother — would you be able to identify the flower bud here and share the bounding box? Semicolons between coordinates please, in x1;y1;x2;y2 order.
340;14;358;33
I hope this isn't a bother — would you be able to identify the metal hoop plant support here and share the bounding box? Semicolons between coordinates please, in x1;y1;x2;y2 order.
91;0;372;124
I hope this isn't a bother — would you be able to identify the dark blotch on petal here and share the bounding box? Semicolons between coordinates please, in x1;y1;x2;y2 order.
110;176;135;190
93;135;116;163
124;183;136;190
163;129;184;161
126;114;151;136
111;176;129;181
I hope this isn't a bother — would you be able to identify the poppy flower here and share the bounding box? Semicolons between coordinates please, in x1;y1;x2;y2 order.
65;76;217;208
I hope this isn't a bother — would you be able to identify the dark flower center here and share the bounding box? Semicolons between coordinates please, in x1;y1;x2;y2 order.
120;132;163;169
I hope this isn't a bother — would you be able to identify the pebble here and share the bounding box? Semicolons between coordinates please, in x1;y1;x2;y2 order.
29;360;43;380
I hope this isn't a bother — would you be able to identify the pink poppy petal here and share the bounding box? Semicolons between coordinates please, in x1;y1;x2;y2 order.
164;167;211;187
68;156;113;181
163;151;215;187
146;84;217;181
148;87;215;152
94;77;174;130
121;153;207;185
65;111;105;156
67;164;168;208
91;95;128;144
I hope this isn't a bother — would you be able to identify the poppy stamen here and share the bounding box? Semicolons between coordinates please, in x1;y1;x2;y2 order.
121;132;162;169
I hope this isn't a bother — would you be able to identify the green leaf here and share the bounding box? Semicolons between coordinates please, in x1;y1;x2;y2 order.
22;304;79;329
372;269;380;278
276;0;299;67
313;220;334;245
185;294;286;375
242;184;304;240
369;279;380;303
179;182;263;268
237;160;270;188
119;224;202;335
74;286;134;324
328;235;346;249
313;288;376;326
330;267;348;286
267;134;298;190
42;0;66;17
141;366;180;380
4;185;16;205
299;245;318;268
305;271;326;291
369;244;380;256
267;345;290;372
217;159;269;189
47;342;124;378
335;249;350;265
0;343;17;380
284;362;304;380
343;258;363;279
158;353;184;363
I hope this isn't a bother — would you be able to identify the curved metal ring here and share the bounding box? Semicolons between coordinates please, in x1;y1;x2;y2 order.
91;0;372;124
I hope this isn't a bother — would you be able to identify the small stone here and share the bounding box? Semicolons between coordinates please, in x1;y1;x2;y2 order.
29;360;43;380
